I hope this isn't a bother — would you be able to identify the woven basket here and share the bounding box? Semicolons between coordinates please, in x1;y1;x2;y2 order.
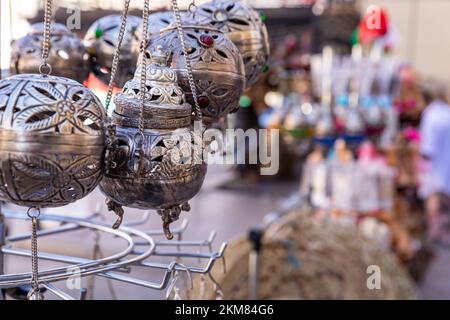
190;210;417;300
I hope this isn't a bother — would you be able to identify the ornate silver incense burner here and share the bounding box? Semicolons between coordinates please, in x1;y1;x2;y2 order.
0;74;106;207
100;47;207;239
10;23;89;83
190;0;270;88
84;15;142;87
148;25;245;125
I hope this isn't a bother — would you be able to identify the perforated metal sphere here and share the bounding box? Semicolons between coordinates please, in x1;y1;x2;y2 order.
188;0;270;88
10;23;89;83
100;47;207;238
131;12;178;63
0;74;106;208
84;15;141;87
148;26;245;124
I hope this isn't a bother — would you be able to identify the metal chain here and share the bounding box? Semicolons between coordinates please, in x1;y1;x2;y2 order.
188;0;197;17
171;0;202;121
138;0;151;135
39;0;53;75
27;207;43;300
104;0;131;113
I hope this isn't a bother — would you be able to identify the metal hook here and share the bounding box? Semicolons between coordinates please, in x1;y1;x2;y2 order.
106;198;124;229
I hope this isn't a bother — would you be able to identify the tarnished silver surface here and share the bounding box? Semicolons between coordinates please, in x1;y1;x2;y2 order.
148;25;245;124
0;74;106;207
84;15;142;87
188;0;270;88
100;48;207;239
10;23;89;83
138;11;178;39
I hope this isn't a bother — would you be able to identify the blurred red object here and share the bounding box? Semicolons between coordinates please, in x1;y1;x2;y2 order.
359;7;389;45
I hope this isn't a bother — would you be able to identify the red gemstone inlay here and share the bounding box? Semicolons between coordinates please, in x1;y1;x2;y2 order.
200;34;214;47
198;96;210;108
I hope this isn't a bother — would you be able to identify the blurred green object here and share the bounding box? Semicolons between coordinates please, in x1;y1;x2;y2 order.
351;28;359;46
239;95;252;108
260;11;267;23
283;127;313;139
95;28;103;38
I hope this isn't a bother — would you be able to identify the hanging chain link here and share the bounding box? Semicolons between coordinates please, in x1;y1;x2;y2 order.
27;207;43;300
137;0;151;135
104;0;131;113
188;0;197;17
39;0;53;75
171;0;202;121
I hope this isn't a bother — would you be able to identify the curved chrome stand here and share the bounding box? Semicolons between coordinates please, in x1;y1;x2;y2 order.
0;207;227;300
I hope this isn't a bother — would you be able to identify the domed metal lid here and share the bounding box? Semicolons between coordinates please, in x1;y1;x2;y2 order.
113;46;192;130
29;22;73;36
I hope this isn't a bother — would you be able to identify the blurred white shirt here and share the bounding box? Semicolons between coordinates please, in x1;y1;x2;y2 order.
420;99;450;196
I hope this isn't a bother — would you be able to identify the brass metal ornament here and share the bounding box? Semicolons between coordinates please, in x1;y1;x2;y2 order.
189;0;270;88
84;15;142;87
10;23;89;83
148;25;246;124
100;47;207;239
0;74;106;207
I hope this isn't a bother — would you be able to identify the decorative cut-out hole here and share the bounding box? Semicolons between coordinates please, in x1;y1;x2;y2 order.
212;35;218;39
72;92;83;102
216;49;228;58
156;139;165;147
57;50;70;60
229;18;249;26
66;187;77;199
34;86;57;100
104;25;118;33
79;115;101;131
202;8;213;13
103;39;115;47
100;66;110;74
212;88;228;96
153;155;164;162
26;110;55;123
187;33;197;40
150;94;161;101
226;4;235;11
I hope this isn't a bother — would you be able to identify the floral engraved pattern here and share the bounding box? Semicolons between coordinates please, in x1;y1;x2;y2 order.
188;0;270;87
122;64;186;106
149;26;245;120
0;152;103;207
0;74;105;135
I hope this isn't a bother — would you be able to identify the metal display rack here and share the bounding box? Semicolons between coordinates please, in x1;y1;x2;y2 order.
0;205;227;300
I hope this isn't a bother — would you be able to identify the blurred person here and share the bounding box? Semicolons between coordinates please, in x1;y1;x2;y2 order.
419;81;450;244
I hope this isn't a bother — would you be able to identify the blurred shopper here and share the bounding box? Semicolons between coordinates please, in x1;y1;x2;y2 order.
419;82;450;244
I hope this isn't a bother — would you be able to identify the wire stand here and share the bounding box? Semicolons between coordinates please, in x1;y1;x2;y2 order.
0;207;227;300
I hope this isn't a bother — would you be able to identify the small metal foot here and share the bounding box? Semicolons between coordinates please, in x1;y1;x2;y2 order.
158;203;190;240
106;198;124;229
